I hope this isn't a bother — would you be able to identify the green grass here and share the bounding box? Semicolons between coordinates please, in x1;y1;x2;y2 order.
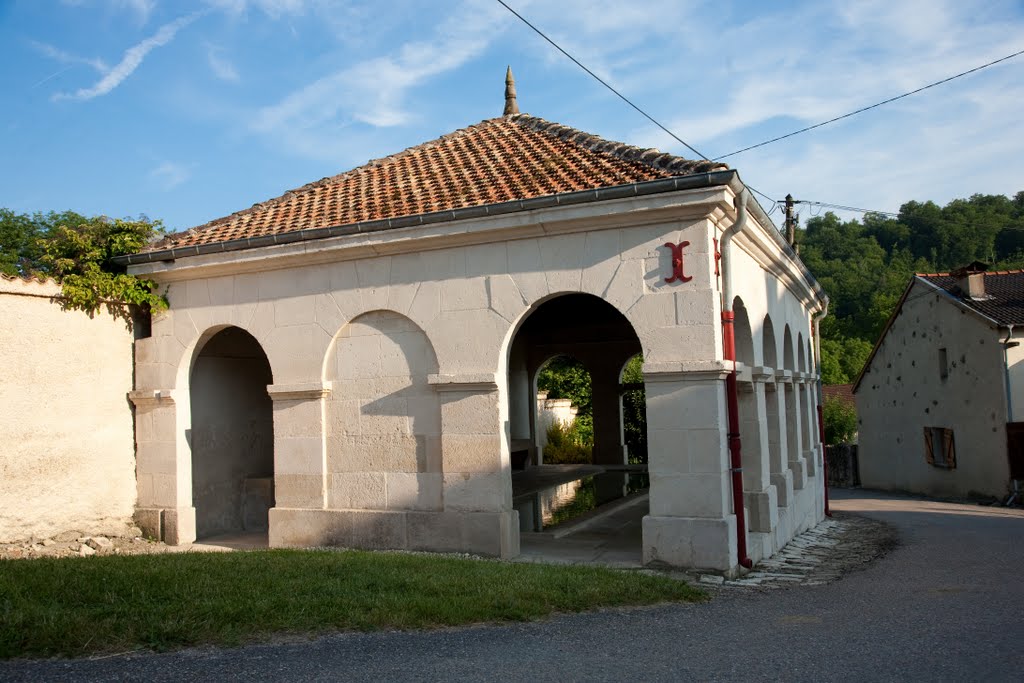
0;549;705;659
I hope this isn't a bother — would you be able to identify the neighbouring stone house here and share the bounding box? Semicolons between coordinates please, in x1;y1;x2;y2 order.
855;263;1024;500
111;87;828;573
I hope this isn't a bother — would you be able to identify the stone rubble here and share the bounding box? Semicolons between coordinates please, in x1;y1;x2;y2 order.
0;527;169;560
695;512;897;591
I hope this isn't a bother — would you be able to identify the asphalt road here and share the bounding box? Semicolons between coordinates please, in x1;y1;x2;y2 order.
3;489;1022;682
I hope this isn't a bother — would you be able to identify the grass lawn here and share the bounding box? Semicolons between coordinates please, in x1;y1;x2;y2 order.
0;549;705;659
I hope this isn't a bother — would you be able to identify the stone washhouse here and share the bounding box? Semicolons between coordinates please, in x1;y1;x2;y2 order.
118;86;828;574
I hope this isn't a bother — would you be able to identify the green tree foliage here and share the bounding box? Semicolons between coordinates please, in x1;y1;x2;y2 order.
0;208;166;324
799;191;1024;384
621;354;648;464
822;396;858;445
543;420;593;464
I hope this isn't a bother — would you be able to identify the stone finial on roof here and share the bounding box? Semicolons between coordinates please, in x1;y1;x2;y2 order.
503;65;519;116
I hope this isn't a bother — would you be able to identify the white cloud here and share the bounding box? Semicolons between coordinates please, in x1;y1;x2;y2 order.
30;40;109;73
251;0;507;158
206;44;240;82
52;11;205;102
149;161;193;190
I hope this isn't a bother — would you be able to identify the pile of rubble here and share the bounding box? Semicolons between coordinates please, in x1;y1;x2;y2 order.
0;529;171;560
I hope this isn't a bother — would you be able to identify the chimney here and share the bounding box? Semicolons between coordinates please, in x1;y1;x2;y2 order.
952;261;990;300
503;66;519;116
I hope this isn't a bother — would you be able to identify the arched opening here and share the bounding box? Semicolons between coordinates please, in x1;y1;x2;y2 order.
763;316;787;502
783;324;803;487
762;316;778;369
506;293;647;559
734;299;769;532
535;354;593;465
620;354;647;465
190;326;274;540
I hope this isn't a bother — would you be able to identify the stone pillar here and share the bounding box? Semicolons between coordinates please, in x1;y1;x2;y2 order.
740;367;777;536
129;389;196;545
799;378;818;478
266;382;331;522
765;378;794;508
642;363;737;573
431;373;519;558
591;361;628;465
779;370;807;490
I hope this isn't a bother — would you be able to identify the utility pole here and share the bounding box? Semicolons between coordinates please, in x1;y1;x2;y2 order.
785;193;796;246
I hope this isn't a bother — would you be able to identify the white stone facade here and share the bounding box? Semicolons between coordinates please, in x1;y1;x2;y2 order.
0;276;137;542
127;179;826;573
856;278;1017;499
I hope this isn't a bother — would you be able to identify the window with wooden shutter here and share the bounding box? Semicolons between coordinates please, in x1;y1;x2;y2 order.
924;426;956;469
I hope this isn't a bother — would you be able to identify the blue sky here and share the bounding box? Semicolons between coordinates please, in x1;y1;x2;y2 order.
2;0;1023;233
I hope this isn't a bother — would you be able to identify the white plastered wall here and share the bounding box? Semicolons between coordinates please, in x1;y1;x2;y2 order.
857;280;1011;498
0;277;136;542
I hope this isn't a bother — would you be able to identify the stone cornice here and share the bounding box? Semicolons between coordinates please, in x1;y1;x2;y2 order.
428;373;498;393
127;389;176;407
267;381;333;401
644;360;731;383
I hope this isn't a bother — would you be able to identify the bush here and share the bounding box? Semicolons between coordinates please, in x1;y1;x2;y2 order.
823;395;858;445
544;420;593;464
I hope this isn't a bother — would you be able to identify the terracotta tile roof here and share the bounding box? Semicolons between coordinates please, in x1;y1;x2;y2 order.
147;114;728;252
918;269;1024;325
823;383;855;407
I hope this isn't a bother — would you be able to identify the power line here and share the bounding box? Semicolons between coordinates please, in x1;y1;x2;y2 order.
715;47;1024;160
795;201;899;217
494;0;708;160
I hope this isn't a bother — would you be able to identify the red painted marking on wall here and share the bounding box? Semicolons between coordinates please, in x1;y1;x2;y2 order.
662;241;693;283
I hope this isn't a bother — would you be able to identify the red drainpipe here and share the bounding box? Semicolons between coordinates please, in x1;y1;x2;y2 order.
722;310;753;569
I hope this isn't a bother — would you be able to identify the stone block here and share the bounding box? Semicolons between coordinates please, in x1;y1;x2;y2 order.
441;275;488;311
275;436;325;476
163;506;196;546
642;515;738;572
386;472;442;511
274;473;325;508
541;234;586;293
488;274;527;323
329;472;386;509
646;428;690;474
744;486;778;534
675;289;718;327
440;391;500;434
273;399;324;439
465;242;509;278
771;470;795;508
356;257;392;311
359;397;411;435
314;293;347;338
627;293;677;330
790;460;807;490
134;507;163;541
407;511;464;552
649;472;729;518
347;510;407;549
463;510;520;558
441;434;503;473
804;448;818;477
443;471;509;512
603;259;644;314
270;508;348;548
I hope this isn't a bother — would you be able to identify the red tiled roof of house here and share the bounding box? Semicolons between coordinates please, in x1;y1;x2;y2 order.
918;269;1024;325
147;114;728;252
823;383;855;407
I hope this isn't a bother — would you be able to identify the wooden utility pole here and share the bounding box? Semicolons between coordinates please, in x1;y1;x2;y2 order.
785;193;796;246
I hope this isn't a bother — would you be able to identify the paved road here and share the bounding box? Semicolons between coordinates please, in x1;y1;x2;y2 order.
4;489;1023;682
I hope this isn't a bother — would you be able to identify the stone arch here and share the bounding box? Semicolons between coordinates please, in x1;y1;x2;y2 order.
189;326;275;539
733;297;755;366
323;310;442;511
762;315;777;369
798;332;807;373
783;325;795;371
807;338;815;374
505;293;641;468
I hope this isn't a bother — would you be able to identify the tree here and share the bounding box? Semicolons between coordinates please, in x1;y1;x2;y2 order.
0;208;166;325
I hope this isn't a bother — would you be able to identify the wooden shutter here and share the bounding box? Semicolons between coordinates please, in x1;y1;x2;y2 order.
942;429;956;469
924;427;935;465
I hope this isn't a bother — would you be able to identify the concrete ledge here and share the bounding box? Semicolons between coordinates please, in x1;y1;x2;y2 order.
428;374;498;392
642;514;738;573
267;382;332;401
269;507;519;558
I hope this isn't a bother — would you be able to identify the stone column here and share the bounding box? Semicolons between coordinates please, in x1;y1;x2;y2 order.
431;373;519;558
591;361;628;465
266;378;329;544
740;367;777;536
799;378;818;478
128;389;195;544
642;363;737;573
765;377;794;509
779;370;807;490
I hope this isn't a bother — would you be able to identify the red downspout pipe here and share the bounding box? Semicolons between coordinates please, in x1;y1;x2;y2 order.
720;190;753;569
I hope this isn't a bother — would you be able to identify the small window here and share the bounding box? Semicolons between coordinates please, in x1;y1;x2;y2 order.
924;427;956;469
938;348;948;381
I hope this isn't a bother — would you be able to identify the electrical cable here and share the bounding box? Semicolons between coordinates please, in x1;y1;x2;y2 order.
494;0;708;160
715;47;1024;160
